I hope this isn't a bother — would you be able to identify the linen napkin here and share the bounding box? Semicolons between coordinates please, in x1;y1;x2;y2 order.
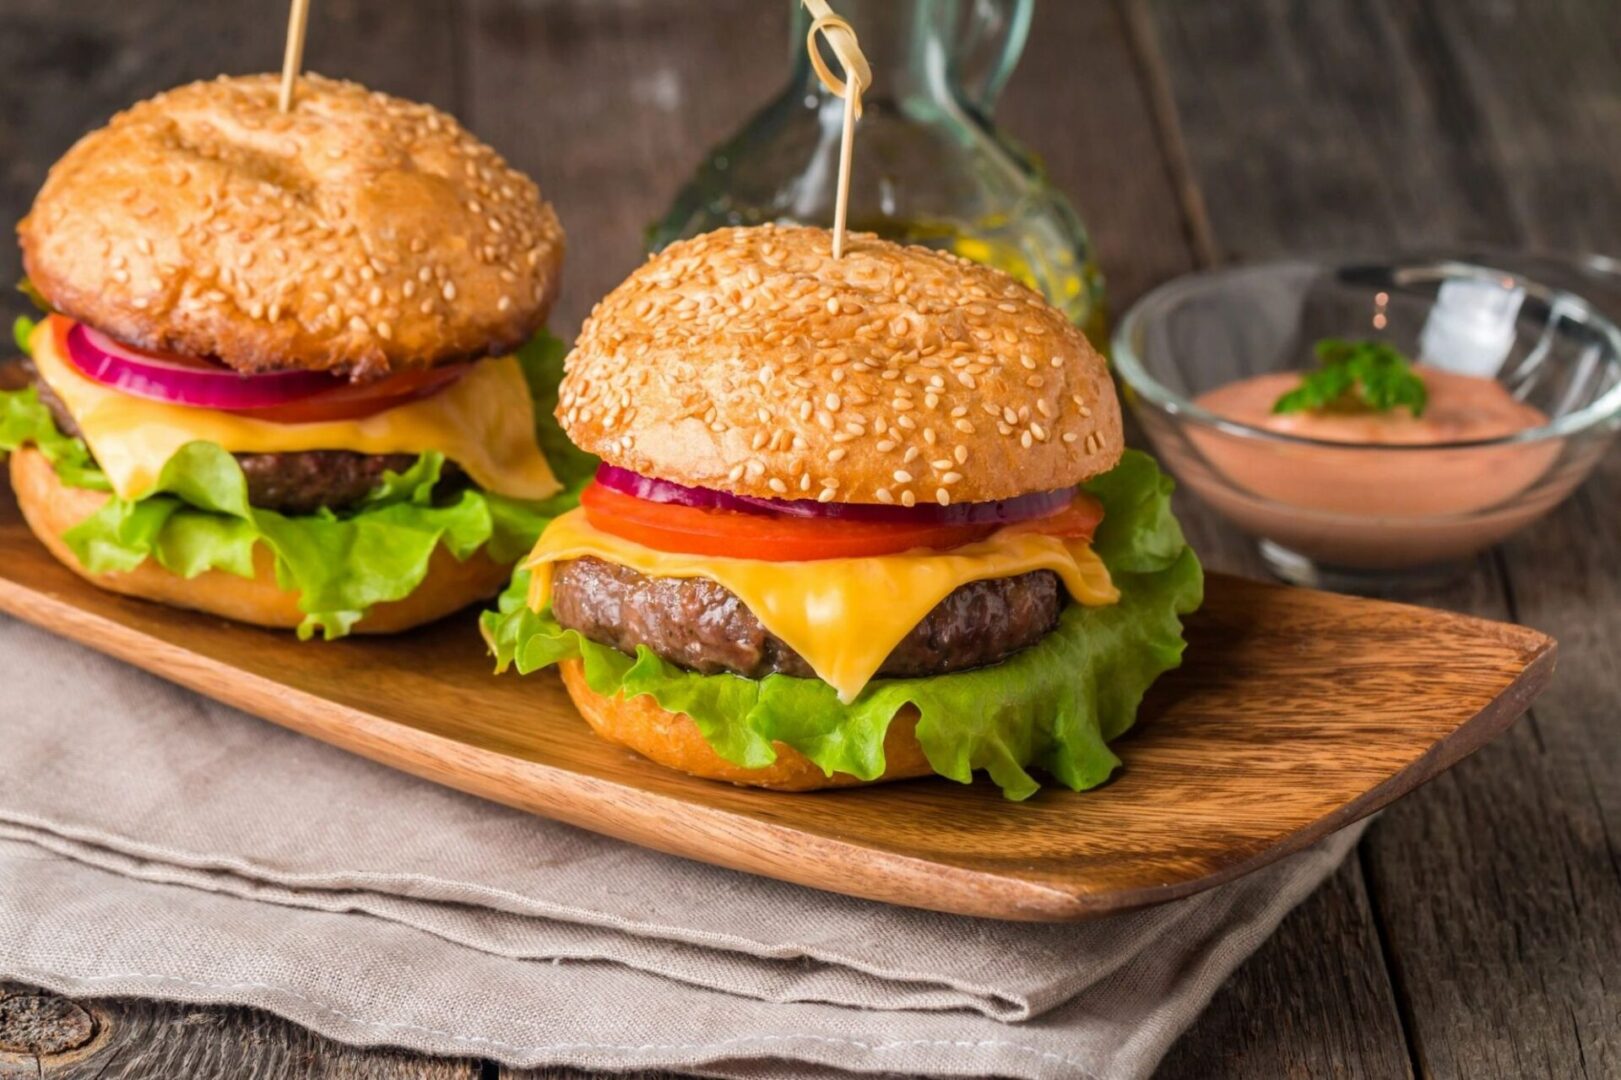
0;612;1364;1079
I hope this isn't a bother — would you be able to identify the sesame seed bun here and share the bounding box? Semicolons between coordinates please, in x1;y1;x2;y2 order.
19;74;564;382
10;447;511;632
559;224;1121;506
559;659;933;791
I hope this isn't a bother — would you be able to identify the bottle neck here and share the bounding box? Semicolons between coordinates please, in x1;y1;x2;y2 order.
790;0;957;106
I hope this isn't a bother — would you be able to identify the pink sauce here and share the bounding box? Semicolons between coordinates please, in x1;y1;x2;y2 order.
1163;366;1565;567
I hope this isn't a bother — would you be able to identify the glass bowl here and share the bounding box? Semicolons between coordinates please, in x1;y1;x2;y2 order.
1113;258;1621;591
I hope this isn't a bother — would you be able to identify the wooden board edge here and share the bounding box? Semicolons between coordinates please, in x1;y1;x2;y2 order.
1055;629;1557;915
0;575;1091;920
0;571;1559;922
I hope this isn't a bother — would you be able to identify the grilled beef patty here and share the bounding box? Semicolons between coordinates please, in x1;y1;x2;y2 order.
20;358;463;514
550;555;1064;681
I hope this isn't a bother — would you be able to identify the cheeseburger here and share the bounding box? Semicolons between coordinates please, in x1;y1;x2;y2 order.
1;75;588;637
486;225;1202;799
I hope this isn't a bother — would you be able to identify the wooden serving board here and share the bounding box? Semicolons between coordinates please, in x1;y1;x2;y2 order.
0;492;1554;921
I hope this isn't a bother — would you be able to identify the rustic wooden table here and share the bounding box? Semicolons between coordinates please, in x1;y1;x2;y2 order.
1;1;1616;1077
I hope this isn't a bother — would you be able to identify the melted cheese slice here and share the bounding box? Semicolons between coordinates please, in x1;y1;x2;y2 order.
31;321;559;502
523;510;1119;702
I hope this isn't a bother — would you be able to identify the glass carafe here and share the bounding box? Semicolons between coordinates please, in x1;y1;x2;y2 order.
650;0;1106;342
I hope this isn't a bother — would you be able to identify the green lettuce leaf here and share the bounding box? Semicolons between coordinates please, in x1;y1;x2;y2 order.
0;329;591;638
482;449;1204;799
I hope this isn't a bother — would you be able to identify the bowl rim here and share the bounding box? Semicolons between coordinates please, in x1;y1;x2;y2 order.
1112;256;1621;452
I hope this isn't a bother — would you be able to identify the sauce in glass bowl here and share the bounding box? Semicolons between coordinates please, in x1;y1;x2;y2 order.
1112;259;1621;590
1191;366;1557;518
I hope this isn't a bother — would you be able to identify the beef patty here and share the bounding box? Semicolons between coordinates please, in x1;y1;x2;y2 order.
21;358;463;514
550;556;1064;681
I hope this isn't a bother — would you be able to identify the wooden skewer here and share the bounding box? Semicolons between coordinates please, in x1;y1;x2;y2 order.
803;0;872;259
278;0;312;113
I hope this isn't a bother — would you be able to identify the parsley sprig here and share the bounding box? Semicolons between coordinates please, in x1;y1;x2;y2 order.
1272;338;1428;418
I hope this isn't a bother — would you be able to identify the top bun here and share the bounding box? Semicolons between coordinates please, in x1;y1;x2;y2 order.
560;225;1122;506
19;74;564;381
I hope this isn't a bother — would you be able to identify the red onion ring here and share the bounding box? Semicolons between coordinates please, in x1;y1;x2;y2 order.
66;323;344;409
595;465;1075;524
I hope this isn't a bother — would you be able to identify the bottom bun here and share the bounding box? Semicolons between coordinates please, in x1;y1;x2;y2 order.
559;657;936;791
10;446;511;634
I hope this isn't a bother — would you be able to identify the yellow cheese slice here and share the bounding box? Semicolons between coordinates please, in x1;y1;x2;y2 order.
523;509;1119;702
31;321;559;502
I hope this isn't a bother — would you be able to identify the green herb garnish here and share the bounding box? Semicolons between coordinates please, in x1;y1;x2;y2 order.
13;315;36;354
1272;339;1427;417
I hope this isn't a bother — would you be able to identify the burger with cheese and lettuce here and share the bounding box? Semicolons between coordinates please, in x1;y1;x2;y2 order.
0;74;593;638
484;224;1202;799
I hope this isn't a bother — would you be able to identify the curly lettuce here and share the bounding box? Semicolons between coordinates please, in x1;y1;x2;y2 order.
483;450;1203;800
0;327;589;638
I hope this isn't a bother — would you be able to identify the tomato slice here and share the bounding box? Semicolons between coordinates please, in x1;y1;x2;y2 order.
232;364;471;423
1000;491;1105;539
579;483;1102;561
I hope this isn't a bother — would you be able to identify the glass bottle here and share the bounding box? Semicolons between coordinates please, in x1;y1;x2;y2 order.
650;0;1106;343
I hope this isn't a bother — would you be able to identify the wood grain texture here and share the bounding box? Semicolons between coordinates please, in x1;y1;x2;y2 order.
1153;859;1415;1080
0;981;478;1080
0;485;1553;922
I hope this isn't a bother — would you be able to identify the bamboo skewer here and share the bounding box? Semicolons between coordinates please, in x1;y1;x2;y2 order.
803;0;872;259
278;0;312;113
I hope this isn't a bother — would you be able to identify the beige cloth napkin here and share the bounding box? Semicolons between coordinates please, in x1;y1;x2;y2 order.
0;613;1364;1079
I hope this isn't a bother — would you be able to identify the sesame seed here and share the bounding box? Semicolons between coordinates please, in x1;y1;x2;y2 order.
876;488;895;504
893;470;913;483
900;490;917;507
828;447;848;462
768;478;788;494
936;488;951;506
1063;432;1079;444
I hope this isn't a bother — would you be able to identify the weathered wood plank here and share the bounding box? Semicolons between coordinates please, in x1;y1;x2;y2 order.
1155;860;1414;1080
0;982;479;1080
1366;5;1621;1078
1145;2;1621;1078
